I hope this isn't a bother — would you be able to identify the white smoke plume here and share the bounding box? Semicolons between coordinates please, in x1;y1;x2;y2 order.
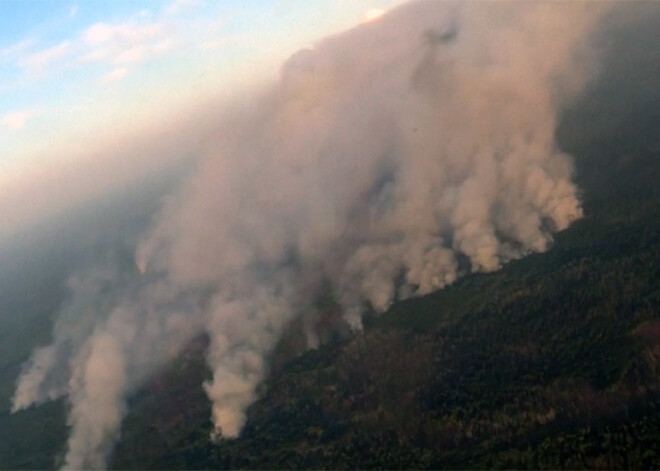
12;1;610;468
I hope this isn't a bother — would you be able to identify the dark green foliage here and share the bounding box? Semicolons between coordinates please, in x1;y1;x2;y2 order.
109;179;660;468
0;400;67;470
107;8;660;468
5;6;660;470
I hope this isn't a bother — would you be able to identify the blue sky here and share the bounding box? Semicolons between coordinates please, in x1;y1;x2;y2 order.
0;0;408;242
0;0;405;172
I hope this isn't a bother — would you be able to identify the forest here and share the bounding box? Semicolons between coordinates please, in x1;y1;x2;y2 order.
108;12;660;468
1;5;660;469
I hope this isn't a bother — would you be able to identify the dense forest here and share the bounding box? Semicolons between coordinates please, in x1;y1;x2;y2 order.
109;9;660;470
1;5;660;470
109;138;660;469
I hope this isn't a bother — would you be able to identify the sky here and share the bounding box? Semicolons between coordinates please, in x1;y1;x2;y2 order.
2;1;660;468
0;0;405;238
3;2;631;468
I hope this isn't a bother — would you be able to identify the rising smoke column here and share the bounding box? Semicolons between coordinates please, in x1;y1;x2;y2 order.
12;1;609;468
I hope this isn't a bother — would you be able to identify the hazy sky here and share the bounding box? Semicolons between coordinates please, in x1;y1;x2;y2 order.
6;2;634;468
0;0;406;239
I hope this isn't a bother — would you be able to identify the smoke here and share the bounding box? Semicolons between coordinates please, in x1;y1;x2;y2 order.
12;1;610;468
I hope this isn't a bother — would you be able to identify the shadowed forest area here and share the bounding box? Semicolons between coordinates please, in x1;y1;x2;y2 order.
1;4;660;470
108;7;660;470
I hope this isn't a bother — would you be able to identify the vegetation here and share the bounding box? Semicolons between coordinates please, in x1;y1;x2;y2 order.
109;201;660;469
4;8;660;470
108;33;660;468
109;15;660;467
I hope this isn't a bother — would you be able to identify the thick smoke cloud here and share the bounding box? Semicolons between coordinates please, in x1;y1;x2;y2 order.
12;1;609;468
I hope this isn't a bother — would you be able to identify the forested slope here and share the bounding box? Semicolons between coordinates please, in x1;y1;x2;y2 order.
109;7;660;470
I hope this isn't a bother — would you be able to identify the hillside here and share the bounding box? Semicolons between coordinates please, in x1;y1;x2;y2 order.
1;6;659;470
109;9;660;470
110;145;660;469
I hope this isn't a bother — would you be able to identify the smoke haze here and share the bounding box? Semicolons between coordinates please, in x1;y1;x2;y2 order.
11;1;611;468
